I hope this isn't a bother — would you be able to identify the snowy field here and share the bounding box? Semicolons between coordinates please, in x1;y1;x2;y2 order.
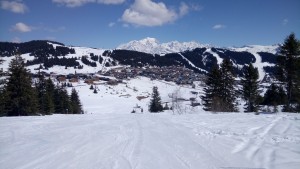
1;77;300;169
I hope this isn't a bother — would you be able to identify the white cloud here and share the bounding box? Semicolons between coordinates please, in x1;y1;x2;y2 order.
282;19;288;25
108;22;115;27
122;0;190;27
212;24;226;30
52;0;125;7
11;22;32;32
179;2;189;16
1;0;28;14
12;37;21;43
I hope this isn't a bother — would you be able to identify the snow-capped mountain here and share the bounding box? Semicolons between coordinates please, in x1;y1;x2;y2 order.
0;40;280;82
117;37;210;54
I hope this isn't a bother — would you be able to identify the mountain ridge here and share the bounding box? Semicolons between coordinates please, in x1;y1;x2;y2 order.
0;39;279;82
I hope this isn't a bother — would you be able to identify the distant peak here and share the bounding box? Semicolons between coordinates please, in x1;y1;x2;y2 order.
117;37;209;54
141;37;159;43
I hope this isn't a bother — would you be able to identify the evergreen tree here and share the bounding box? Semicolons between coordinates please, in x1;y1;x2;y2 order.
0;67;5;116
263;84;287;107
202;59;237;112
45;78;55;114
3;55;38;116
90;85;94;90
149;86;163;113
70;88;83;114
277;33;300;112
219;59;237;112
53;86;71;114
201;66;223;111
241;63;260;112
36;72;51;115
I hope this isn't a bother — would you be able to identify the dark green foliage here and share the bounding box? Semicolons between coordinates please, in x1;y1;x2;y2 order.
263;84;287;106
45;78;55;114
3;55;38;116
90;54;99;62
99;56;103;64
163;103;169;110
70;88;82;114
0;40;74;57
241;63;260;112
219;59;238;112
53;87;71;114
90;85;94;90
35;74;56;115
202;66;223;111
0;90;6;116
81;56;97;67
26;56;80;68
93;88;98;94
202;59;237;112
276;33;300;112
149;86;163;113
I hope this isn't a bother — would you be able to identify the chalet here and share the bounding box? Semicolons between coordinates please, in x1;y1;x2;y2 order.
69;78;79;83
107;79;118;85
84;79;94;84
57;75;66;82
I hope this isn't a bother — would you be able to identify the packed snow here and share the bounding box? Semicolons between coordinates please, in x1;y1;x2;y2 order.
1;77;300;169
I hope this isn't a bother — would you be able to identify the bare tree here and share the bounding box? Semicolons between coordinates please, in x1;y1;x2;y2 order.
171;87;186;114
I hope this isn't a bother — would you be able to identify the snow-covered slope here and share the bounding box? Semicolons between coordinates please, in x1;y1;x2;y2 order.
0;77;299;169
0;40;280;81
232;45;279;81
117;37;210;54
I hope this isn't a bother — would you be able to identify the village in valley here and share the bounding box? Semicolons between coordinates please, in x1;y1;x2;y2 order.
36;65;205;87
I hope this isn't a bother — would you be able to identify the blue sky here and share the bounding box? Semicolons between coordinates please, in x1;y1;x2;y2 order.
0;0;299;48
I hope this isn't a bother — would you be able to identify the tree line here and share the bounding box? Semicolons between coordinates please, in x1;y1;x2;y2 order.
148;33;300;113
202;33;300;113
0;55;83;116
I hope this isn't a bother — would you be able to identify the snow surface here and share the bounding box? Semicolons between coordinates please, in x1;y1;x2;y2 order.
231;45;278;81
117;37;210;55
1;77;300;169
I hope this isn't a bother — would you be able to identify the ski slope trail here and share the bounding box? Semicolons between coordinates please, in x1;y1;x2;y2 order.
1;113;300;169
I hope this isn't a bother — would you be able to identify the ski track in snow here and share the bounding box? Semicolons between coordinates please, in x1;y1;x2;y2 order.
1;113;300;169
178;53;207;73
0;77;300;169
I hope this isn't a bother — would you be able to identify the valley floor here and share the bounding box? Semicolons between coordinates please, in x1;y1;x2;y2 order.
0;112;300;169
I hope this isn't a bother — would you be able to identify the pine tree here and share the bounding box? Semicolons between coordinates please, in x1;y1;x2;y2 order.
202;59;237;112
0;67;5;116
149;86;163;113
90;85;94;90
70;88;83;114
45;78;55;114
219;59;237;112
277;33;300;112
36;73;49;115
53;86;71;114
241;63;260;112
201;66;223;111
4;55;38;116
263;84;287;107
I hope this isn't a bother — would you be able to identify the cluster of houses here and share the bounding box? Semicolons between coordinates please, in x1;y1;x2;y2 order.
102;66;204;85
29;65;204;86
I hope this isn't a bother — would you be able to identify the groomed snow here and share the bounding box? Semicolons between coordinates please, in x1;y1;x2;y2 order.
1;77;300;169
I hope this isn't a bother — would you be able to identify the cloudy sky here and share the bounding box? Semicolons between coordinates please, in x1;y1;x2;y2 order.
0;0;299;48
